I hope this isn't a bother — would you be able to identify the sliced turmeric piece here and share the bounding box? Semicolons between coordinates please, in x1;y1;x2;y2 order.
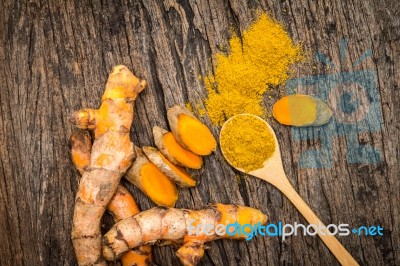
103;203;268;265
167;105;216;155
69;131;152;266
153;126;203;169
273;94;332;126
143;146;197;188
125;147;178;207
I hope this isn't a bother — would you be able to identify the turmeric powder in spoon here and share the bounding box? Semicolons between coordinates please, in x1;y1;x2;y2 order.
219;114;359;265
220;115;275;172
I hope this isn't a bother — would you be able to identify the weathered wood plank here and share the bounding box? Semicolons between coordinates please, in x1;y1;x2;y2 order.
0;0;398;265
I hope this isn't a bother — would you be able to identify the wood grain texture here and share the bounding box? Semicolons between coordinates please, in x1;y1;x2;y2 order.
0;0;398;265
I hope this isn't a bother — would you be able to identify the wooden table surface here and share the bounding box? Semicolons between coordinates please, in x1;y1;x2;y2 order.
0;0;399;265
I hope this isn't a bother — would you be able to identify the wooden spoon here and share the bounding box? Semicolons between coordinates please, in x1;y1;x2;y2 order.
220;114;358;266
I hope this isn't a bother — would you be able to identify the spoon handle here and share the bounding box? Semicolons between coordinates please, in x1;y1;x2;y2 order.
276;180;359;266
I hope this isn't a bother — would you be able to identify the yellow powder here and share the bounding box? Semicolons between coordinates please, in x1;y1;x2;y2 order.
203;13;302;125
185;102;193;112
220;115;276;172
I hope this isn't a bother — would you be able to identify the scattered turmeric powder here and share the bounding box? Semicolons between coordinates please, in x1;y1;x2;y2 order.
220;114;276;172
202;13;302;125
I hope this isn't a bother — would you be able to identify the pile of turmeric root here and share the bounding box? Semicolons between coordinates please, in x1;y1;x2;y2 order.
69;65;267;266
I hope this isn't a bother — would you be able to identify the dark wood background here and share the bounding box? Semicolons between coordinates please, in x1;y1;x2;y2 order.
0;0;399;265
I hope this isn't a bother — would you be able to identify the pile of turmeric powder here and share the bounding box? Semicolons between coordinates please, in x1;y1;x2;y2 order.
203;13;302;125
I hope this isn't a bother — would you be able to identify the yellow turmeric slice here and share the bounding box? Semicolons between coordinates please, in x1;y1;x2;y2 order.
125;147;178;207
140;164;178;206
69;131;152;266
102;203;268;265
167;105;216;155
143;146;197;188
153;126;203;169
273;94;332;126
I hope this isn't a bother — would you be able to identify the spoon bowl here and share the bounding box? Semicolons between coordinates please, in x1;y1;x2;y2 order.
220;114;358;266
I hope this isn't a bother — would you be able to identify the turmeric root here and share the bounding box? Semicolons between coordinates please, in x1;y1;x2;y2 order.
273;94;332;126
69;131;152;266
167;105;217;155
69;131;92;175
107;186;153;266
143;146;197;188
69;65;146;266
125;147;178;207
153;126;203;169
102;203;268;266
